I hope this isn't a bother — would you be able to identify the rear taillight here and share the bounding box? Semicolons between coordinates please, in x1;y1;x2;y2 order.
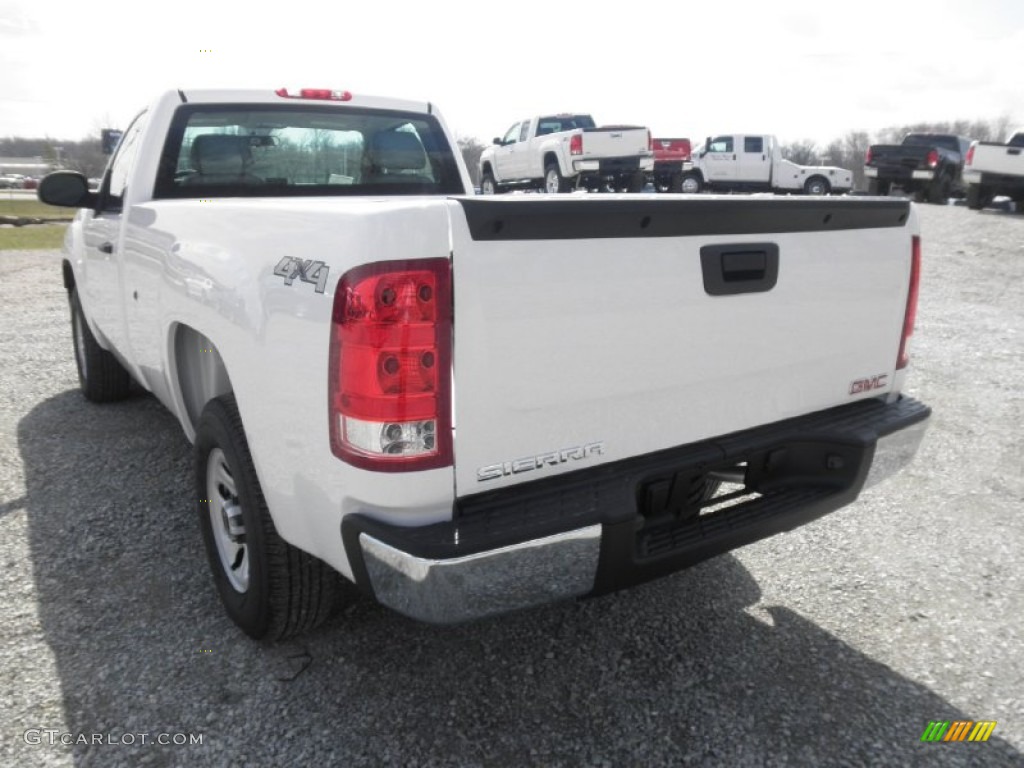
965;143;975;166
865;147;873;164
896;236;921;370
570;134;583;156
925;149;939;168
329;259;452;471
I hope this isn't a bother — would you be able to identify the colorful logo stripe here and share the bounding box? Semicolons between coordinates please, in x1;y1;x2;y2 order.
921;721;996;742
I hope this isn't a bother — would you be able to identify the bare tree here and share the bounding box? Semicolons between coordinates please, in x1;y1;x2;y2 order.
780;139;819;165
456;136;487;186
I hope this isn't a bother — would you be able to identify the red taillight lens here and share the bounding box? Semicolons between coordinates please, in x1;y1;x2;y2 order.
965;143;975;166
329;259;452;471
926;149;939;168
896;236;921;370
276;87;353;101
865;147;873;164
569;134;583;156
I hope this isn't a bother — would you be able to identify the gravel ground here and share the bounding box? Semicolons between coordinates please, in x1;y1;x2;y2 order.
1;204;1022;767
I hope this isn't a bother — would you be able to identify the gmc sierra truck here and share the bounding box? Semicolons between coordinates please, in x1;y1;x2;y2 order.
864;133;970;203
39;87;930;640
962;129;1024;210
682;134;853;195
479;114;653;193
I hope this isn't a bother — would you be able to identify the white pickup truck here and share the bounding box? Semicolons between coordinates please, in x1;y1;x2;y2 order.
39;87;930;640
479;114;653;194
963;130;1024;210
682;134;853;195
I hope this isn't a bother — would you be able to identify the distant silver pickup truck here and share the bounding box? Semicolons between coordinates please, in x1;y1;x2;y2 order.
963;130;1024;210
479;114;653;193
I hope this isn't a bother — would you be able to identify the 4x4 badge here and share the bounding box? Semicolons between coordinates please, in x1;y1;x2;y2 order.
274;257;329;293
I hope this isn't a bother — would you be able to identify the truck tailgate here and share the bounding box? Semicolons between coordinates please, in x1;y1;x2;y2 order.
447;196;915;495
580;126;649;158
970;143;1024;175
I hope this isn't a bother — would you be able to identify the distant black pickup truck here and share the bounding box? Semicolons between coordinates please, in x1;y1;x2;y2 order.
864;133;970;203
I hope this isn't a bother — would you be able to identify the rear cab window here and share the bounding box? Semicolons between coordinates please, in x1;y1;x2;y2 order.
154;104;464;198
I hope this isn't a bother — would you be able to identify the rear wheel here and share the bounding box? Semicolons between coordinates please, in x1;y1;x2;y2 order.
868;179;891;196
669;172;684;193
69;288;131;402
544;163;569;193
626;171;646;193
928;175;951;204
196;395;341;639
680;173;702;194
480;171;498;195
965;184;992;211
804;176;830;196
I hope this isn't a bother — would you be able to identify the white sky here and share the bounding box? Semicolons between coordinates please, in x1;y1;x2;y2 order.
1;0;1022;147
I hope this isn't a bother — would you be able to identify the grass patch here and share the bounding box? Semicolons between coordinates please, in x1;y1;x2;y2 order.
0;224;68;250
0;197;76;219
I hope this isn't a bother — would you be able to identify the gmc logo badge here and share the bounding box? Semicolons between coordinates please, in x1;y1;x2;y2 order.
849;374;888;395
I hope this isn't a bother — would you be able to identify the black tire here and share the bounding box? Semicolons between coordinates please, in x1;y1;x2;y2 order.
196;395;340;640
965;184;985;210
625;171;646;193
680;173;703;194
928;175;951;204
543;163;569;193
868;179;891;196
803;176;830;196
480;171;498;195
669;172;684;193
69;287;131;403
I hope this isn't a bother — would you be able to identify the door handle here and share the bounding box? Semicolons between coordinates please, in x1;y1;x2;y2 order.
99;242;114;254
732;154;737;160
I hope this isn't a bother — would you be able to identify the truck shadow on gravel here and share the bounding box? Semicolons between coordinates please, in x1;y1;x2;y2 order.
18;391;1021;767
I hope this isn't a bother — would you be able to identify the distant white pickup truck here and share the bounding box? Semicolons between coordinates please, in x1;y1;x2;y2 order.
39;87;929;640
963;130;1024;210
682;134;853;195
479;114;653;193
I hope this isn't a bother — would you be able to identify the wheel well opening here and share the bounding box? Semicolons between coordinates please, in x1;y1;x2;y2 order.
62;261;75;292
173;324;233;437
544;152;559;170
481;162;493;175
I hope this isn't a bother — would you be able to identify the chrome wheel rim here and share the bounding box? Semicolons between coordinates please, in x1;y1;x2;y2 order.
546;170;560;193
481;177;494;194
681;176;700;194
206;448;249;592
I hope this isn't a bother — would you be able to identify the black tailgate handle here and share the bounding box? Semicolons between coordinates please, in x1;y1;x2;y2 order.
700;243;779;296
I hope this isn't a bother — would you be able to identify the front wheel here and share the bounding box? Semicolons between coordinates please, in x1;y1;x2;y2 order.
479;172;498;195
680;173;703;194
544;164;570;193
804;176;831;196
69;288;131;402
196;395;341;639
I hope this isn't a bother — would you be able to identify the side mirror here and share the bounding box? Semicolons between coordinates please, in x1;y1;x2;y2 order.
492;137;501;145
38;171;97;209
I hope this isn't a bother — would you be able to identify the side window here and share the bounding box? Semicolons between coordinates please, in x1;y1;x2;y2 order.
519;121;531;142
502;123;520;145
104;111;148;211
709;136;734;153
744;136;763;153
